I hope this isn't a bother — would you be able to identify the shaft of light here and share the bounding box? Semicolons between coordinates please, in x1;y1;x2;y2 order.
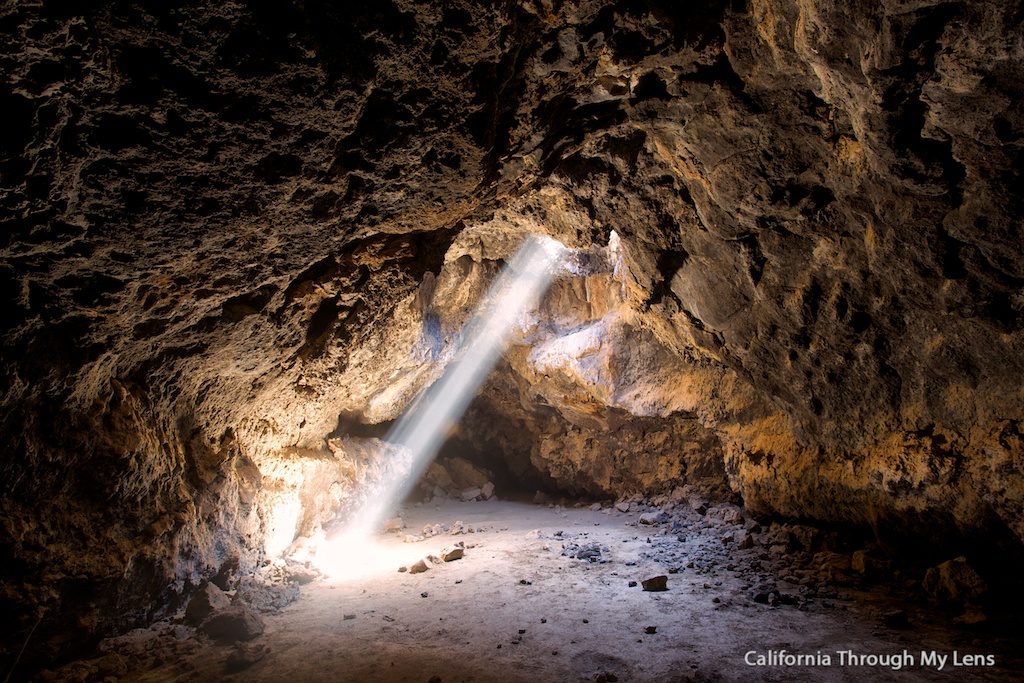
341;235;565;538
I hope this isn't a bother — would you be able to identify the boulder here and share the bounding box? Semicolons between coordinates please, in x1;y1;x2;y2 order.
185;582;231;625
923;557;988;603
199;606;265;643
445;457;492;489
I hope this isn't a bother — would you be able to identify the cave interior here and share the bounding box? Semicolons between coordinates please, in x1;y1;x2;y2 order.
2;0;1024;681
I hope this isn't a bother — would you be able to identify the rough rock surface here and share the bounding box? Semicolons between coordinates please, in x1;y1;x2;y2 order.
1;0;1023;671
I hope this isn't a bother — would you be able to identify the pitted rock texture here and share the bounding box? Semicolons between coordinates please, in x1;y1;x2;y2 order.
1;0;1023;670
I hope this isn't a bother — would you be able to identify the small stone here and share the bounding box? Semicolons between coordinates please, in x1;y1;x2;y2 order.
343;614;356;620
642;575;668;592
628;581;638;587
420;591;429;598
644;626;657;634
712;597;721;604
615;501;630;513
398;565;408;573
481;481;495;499
519;579;532;585
540;618;547;623
383;517;404;532
409;558;431;574
590;502;603;511
185;582;231;625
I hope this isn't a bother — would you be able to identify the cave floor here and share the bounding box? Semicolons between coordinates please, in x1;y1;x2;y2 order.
89;501;1021;683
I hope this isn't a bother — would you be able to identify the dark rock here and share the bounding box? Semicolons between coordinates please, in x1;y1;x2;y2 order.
852;550;892;579
884;610;911;630
753;590;781;606
562;542;605;563
642;576;668;592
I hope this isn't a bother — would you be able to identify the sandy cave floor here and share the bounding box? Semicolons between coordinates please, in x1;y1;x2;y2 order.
67;500;1024;683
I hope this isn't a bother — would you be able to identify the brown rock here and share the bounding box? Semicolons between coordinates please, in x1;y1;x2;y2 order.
923;557;988;603
200;606;265;643
641;575;668;592
409;558;431;574
440;545;465;562
185;582;231;625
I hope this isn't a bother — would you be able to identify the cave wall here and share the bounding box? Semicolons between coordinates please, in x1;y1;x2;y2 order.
2;0;1023;664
